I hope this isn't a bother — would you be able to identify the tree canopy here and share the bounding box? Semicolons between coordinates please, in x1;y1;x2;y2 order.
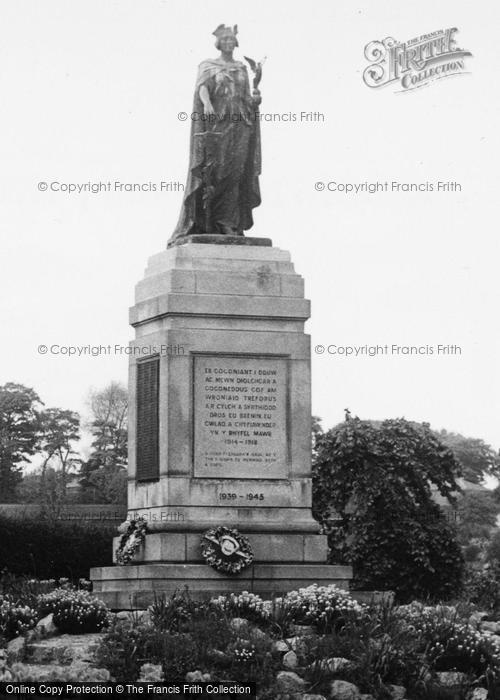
83;382;127;474
79;382;128;504
313;412;465;601
455;491;499;544
437;429;500;484
1;381;127;507
0;383;42;501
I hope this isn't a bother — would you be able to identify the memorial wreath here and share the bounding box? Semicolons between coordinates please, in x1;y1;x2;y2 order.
115;517;148;566
201;526;254;575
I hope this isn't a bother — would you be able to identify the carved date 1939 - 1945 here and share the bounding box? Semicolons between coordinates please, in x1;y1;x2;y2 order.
219;492;265;501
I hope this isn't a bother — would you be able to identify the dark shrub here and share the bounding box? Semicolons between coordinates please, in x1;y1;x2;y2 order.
313;415;465;602
0;515;115;579
94;620;147;683
462;566;500;611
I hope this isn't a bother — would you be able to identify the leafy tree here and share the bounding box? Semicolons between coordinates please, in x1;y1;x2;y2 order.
0;383;42;501
437;429;500;484
455;492;499;544
37;407;81;515
82;382;127;474
463;541;483;564
491;484;500;505
15;471;43;503
311;415;324;458
80;382;127;504
36;466;67;517
38;408;80;474
486;530;500;565
85;466;127;504
312;412;465;602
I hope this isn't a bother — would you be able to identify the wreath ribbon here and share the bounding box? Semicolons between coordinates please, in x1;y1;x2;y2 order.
201;526;254;575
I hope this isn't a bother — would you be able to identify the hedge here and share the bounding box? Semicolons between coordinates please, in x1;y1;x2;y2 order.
0;515;115;579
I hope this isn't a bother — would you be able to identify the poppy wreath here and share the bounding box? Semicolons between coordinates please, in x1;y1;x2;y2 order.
115;517;148;566
201;526;254;575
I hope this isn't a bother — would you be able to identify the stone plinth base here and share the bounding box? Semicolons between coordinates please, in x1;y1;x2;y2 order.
168;234;272;248
110;532;329;564
90;563;353;610
91;239;356;610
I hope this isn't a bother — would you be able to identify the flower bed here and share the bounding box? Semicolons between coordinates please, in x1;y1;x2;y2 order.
0;575;107;643
211;592;272;626
280;583;365;633
38;589;108;634
2;578;500;699
0;595;37;640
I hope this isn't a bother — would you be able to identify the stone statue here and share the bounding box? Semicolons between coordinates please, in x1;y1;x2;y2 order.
168;25;263;246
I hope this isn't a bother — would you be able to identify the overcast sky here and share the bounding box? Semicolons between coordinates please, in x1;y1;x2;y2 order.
0;0;499;454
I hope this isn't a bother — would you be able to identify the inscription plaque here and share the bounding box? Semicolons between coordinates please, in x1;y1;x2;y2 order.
136;356;160;481
193;355;288;479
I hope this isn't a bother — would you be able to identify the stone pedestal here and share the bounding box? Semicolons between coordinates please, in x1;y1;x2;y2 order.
90;237;352;607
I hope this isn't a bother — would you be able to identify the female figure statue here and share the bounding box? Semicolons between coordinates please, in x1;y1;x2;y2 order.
168;25;262;246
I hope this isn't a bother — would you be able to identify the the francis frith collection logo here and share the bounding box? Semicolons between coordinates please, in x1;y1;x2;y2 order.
363;28;472;92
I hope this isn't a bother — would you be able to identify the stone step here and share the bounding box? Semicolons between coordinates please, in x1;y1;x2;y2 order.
7;661;110;683
25;633;105;666
90;563;353;610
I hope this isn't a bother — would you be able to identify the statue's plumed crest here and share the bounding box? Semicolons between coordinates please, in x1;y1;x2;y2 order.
212;24;238;39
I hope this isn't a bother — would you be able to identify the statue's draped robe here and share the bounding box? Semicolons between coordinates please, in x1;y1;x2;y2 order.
168;58;261;244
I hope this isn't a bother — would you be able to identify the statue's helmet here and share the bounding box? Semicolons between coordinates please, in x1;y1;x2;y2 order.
213;24;239;49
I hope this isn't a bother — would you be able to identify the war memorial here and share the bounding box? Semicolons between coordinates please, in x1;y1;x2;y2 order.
90;25;352;608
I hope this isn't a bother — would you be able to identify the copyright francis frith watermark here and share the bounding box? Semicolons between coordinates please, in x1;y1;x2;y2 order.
363;28;472;92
